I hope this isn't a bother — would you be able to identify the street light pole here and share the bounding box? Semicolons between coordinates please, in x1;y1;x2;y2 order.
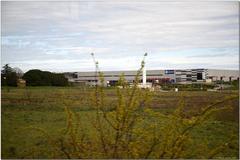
142;53;147;88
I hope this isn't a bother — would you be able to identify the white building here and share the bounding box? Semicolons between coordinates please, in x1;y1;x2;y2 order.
64;69;239;86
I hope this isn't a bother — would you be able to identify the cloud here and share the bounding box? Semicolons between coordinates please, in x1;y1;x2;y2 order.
187;53;237;58
46;47;110;54
1;1;239;72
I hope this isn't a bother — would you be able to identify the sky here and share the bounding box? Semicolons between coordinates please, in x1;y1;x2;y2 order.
1;1;239;72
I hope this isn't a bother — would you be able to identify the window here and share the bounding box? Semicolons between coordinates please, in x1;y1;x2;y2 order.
165;70;174;74
176;78;181;82
73;74;78;78
197;73;202;80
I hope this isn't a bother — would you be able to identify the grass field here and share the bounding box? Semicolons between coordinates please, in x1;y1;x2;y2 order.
1;87;239;159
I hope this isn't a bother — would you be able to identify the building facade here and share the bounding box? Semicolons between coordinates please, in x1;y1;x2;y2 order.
64;69;239;86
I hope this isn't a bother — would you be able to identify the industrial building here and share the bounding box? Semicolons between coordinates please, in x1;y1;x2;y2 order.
64;69;239;86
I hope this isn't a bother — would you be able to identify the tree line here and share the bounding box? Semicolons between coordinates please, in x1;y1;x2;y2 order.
1;64;68;86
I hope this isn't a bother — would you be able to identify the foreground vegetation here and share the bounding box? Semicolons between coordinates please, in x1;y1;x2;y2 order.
1;86;239;159
1;54;239;159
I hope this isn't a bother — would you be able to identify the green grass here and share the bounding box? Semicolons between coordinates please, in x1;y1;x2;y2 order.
1;87;239;158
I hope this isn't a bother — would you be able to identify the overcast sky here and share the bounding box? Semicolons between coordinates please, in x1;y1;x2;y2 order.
1;1;239;72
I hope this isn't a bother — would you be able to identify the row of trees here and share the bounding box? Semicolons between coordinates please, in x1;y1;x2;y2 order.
23;69;68;86
1;64;68;86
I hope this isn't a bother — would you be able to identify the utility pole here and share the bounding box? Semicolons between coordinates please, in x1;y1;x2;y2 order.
142;53;147;88
91;53;99;86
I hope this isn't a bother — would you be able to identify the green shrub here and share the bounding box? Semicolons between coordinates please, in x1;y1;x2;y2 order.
23;69;68;86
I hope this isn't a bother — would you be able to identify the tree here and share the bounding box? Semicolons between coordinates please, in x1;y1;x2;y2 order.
1;64;12;75
23;69;68;86
13;67;24;78
1;64;18;86
51;73;68;86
